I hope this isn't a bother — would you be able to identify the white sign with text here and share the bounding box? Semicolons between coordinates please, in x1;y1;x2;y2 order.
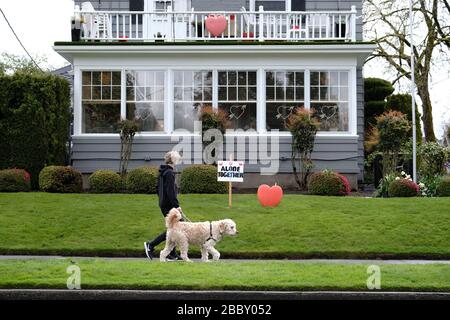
217;161;244;182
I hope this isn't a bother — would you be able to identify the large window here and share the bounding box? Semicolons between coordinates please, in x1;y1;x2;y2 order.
174;70;212;132
218;71;257;130
266;71;304;131
126;71;165;132
310;71;349;131
82;71;121;133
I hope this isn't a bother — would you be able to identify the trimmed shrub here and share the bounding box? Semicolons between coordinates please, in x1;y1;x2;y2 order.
0;168;31;192
364;78;394;128
0;73;70;189
39;166;83;193
307;170;350;196
126;166;158;194
386;93;422;140
180;165;227;194
418;142;447;177
89;170;122;193
436;176;450;197
388;178;418;197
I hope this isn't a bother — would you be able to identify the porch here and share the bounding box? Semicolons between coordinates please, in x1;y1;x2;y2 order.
72;3;358;42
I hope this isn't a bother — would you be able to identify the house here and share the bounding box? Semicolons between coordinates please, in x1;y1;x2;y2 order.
54;0;374;189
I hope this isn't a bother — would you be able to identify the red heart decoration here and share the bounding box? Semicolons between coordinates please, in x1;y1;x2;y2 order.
205;15;227;37
257;184;283;207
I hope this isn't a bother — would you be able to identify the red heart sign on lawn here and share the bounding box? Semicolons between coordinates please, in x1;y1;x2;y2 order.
205;14;227;37
257;184;283;207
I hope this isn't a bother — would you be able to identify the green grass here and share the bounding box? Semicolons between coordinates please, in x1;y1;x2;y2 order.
0;258;449;291
1;193;450;258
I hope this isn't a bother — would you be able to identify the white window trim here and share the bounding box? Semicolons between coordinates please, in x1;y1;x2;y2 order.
75;66;357;137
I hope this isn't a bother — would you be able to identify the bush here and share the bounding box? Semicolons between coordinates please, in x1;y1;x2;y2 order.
418;142;447;177
89;170;122;193
0;168;31;192
418;174;442;197
0;73;70;189
388;178;418;197
307;170;350;196
39;166;83;193
180;165;227;194
386;93;422;140
364;78;394;128
126;166;158;194
436;176;450;197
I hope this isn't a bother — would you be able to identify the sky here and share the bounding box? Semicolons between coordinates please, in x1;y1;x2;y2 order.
0;0;449;138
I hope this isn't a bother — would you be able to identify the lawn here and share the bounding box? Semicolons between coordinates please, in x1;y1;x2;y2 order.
0;258;449;291
0;192;450;258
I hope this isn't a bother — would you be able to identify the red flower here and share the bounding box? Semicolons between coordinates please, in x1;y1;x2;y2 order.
337;173;351;195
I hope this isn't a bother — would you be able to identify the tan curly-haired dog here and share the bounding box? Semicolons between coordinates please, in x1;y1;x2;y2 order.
160;208;238;262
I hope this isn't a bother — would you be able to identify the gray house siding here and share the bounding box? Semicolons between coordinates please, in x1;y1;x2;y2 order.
71;135;360;184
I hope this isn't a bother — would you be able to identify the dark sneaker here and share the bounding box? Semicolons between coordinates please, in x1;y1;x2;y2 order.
166;253;182;261
144;242;154;260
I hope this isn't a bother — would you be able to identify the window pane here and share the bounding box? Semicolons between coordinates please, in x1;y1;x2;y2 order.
340;72;348;86
82;102;120;133
92;72;101;85
311;102;348;131
227;71;236;85
112;72;121;85
330;72;339;86
311;72;319;85
286;87;294;100
126;102;164;132
295;86;304;100
340;86;348;101
228;87;237;101
266;103;298;131
173;71;213;133
238;71;247;85
218;103;256;130
82;86;91;100
92;86;101;100
112;86;121;100
295;72;304;86
319;72;329;85
320;87;329;100
266;86;275;101
102;86;111;100
266;72;275;86
102;72;112;86
330;86;339;101
82;72;91;85
174;103;203;132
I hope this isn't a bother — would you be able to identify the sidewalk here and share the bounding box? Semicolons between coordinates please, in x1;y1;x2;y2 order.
1;255;450;264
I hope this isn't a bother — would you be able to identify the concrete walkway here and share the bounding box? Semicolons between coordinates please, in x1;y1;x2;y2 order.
1;255;450;264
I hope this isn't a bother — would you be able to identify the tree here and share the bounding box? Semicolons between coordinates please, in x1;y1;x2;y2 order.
286;108;319;190
364;0;450;142
364;77;394;129
118;119;140;180
0;52;48;75
386;93;422;142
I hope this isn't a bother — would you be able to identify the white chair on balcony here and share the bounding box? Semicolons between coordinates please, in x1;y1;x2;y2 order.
240;7;257;38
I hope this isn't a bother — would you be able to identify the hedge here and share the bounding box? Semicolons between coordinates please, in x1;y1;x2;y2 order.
39;166;83;193
307;170;350;196
364;77;394;128
0;73;70;189
388;179;418;197
436;176;450;197
89;170;122;193
0;168;31;192
180;165;227;194
126;166;158;194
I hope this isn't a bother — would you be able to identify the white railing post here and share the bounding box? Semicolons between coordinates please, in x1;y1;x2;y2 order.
350;5;357;41
167;5;174;42
258;6;264;42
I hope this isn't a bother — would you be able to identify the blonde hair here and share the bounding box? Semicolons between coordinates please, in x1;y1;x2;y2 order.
165;151;181;165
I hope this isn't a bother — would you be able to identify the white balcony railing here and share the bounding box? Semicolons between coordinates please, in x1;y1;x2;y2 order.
75;6;357;42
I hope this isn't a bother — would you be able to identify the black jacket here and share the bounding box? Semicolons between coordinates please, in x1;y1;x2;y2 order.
157;165;179;216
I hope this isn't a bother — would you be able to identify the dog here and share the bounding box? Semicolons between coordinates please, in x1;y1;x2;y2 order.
160;208;238;262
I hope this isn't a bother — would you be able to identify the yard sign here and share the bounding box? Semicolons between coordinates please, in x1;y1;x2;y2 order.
217;157;244;208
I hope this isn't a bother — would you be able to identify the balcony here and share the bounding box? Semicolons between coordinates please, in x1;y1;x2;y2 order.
72;6;357;43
